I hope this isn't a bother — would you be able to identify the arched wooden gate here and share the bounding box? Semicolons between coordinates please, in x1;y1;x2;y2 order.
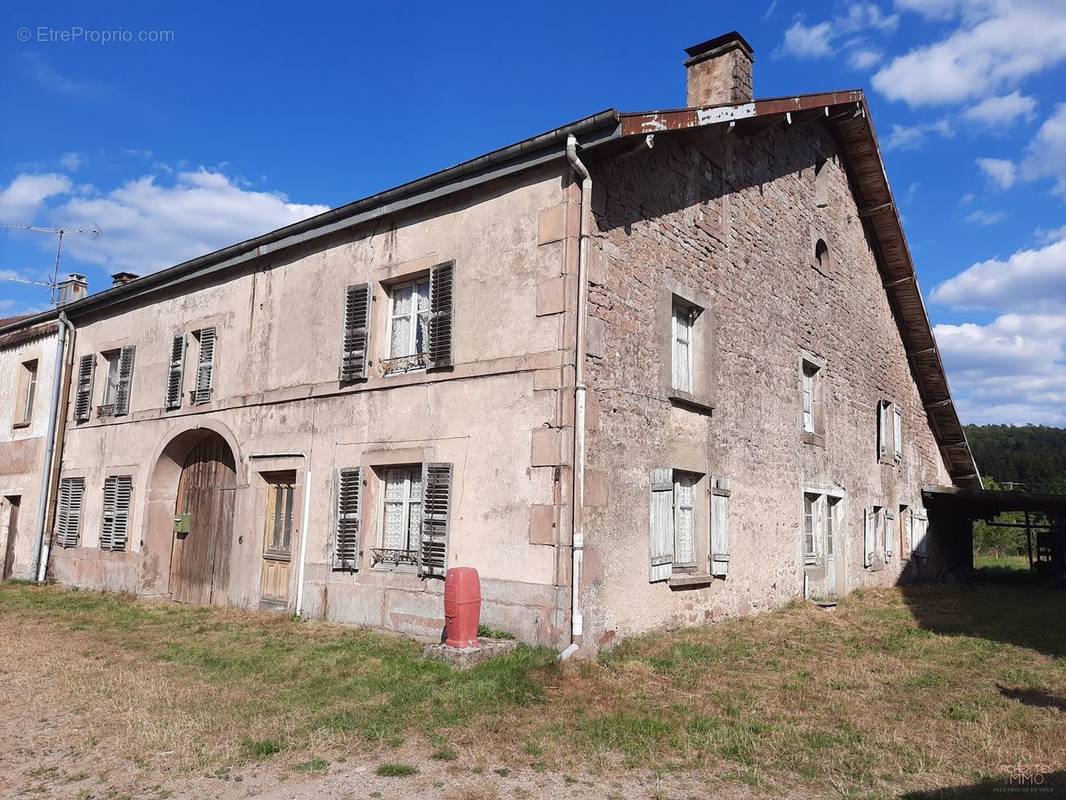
169;433;237;605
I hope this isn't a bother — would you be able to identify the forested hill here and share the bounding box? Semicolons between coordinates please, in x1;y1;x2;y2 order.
964;425;1066;494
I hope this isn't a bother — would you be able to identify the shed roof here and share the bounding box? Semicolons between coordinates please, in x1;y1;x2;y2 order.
0;90;978;486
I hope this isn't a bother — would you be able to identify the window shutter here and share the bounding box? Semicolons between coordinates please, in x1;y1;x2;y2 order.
54;477;85;548
649;467;673;582
710;477;731;577
877;401;889;459
884;508;895;561
113;346;136;416
418;462;452;578
864;508;876;568
74;355;95;422
426;262;454;368
333;468;362;570
913;513;928;559
99;475;132;552
893;404;903;461
339;283;371;381
165;334;186;409
193;327;216;404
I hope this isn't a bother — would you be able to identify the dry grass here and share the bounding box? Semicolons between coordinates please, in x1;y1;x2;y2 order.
1;580;1063;798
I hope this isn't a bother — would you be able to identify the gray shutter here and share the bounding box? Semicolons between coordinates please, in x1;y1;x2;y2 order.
864;508;876;567
74;355;95;422
54;477;85;548
884;508;895;561
339;283;371;382
333;468;362;571
113;346;136;416
913;513;928;558
649;467;673;582
104;476;132;552
418;462;452;578
193;327;216;404
426;262;454;368
165;334;186;409
710;478;731;577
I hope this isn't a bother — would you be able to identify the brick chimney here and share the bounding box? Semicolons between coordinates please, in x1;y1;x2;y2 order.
112;271;139;287
55;273;88;306
684;32;754;107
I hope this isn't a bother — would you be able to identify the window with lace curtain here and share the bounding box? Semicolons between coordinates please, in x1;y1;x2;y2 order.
377;465;422;565
386;278;431;372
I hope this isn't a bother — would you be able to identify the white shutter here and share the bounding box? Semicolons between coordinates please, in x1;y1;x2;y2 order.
74;355;95;422
418;462;452;578
649;468;674;582
165;334;186;409
333;468;362;570
710;478;731;577
877;401;889;460
864;507;876;568
893;404;903;461
54;477;85;548
884;508;895;561
426;262;454;368
339;284;371;381
114;346;136;416
193;327;216;404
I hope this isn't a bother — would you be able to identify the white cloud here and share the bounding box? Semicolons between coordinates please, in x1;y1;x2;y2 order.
932;236;1066;311
874;1;1066;107
965;209;1006;225
1020;103;1066;195
963;91;1037;126
883;118;954;151
52;169;329;273
0;173;73;223
18;52;109;98
893;0;966;20
778;4;898;60
976;157;1016;189
59;152;86;172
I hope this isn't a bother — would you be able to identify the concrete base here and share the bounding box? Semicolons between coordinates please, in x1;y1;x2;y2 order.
423;639;519;669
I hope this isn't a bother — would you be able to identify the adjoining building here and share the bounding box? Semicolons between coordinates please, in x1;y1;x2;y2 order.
0;33;989;649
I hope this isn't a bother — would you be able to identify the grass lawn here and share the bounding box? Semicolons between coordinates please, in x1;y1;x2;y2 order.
1;579;1063;799
974;553;1031;572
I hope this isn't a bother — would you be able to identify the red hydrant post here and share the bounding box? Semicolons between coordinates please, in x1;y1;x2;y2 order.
444;567;481;648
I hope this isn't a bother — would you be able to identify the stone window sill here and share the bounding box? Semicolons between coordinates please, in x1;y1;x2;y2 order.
666;389;714;415
801;431;825;448
669;572;715;588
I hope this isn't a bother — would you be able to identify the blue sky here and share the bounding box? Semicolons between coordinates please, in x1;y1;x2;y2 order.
2;0;1064;425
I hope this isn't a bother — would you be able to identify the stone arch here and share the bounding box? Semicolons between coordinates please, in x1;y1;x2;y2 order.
139;421;243;597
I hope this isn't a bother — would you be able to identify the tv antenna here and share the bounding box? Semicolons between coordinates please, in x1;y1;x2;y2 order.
0;222;101;304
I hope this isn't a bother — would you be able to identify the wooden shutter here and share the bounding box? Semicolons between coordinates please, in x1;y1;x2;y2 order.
54;477;85;548
193;327;216;404
877;401;889;459
333;468;362;570
100;475;132;552
710;477;731;577
649;467;673;582
426;262;454;368
165;334;186;409
893;404;903;461
339;283;371;381
74;355;95;422
113;346;136;416
864;507;876;567
418;462;452;578
884;508;895;561
913;513;928;558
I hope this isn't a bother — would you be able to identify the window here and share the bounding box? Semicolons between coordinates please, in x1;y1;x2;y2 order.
370;462;453;577
54;477;85;548
193;327;216;404
911;511;929;559
649;469;728;583
99;475;132;552
864;505;886;568
803;493;818;565
814;239;830;275
804;491;844;567
263;473;296;557
877;399;902;463
672;302;694;392
387;278;430;370
801;358;824;438
15;359;37;426
893;405;903;462
381;262;455;375
98;346;136;417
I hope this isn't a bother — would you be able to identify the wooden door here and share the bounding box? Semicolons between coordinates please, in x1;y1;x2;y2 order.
259;472;296;606
170;434;236;605
2;497;19;580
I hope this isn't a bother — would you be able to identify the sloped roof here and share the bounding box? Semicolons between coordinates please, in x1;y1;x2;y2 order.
0;90;978;486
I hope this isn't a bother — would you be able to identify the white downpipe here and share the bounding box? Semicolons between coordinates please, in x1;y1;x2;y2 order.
295;466;312;617
566;135;591;644
34;312;74;583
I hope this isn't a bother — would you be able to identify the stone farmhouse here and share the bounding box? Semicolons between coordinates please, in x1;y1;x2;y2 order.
0;32;980;650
